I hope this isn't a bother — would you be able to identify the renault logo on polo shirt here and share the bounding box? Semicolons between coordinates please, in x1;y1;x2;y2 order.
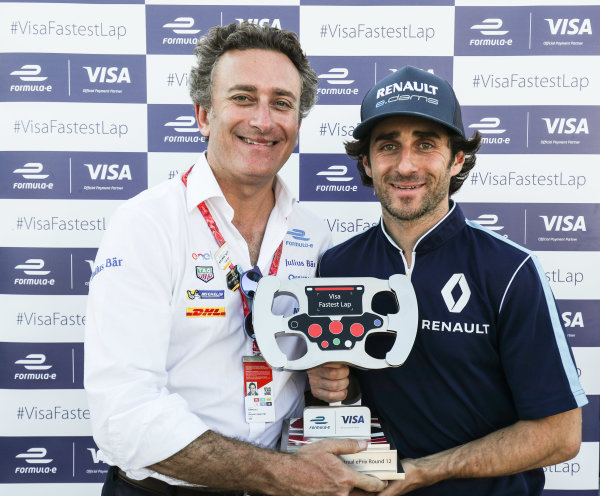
441;274;471;313
196;266;214;283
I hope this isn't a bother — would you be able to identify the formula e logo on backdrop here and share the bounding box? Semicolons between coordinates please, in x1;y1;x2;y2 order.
15;354;52;371
300;155;374;202
472;214;505;233
441;274;471;313
468;17;514;48
468;117;511;147
317;165;353;183
13;259;55;287
12;163;55;191
316;67;361;101
9;64;52;93
149;105;207;153
162;17;200;45
15;447;59;476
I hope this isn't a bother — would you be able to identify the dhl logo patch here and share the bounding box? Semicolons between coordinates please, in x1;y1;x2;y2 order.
186;307;226;317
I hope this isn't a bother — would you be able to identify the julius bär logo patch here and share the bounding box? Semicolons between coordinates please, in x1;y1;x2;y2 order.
196;266;214;283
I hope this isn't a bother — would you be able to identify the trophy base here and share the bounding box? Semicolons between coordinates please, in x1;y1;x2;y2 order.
281;413;405;480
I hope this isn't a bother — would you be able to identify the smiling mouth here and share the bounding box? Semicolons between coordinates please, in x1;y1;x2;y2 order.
240;137;276;146
391;184;420;190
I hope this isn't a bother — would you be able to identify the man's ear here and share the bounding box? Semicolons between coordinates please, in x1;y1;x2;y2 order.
362;154;373;178
450;151;465;177
194;104;210;136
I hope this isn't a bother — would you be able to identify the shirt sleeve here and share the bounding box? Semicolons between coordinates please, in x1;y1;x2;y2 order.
84;202;209;471
497;254;587;420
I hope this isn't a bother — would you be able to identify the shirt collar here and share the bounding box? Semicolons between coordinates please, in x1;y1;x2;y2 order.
379;200;466;253
185;152;296;219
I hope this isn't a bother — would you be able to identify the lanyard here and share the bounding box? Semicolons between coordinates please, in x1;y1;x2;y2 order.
182;166;283;350
182;166;283;277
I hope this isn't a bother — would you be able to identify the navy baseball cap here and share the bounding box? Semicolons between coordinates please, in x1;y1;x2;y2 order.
353;65;465;140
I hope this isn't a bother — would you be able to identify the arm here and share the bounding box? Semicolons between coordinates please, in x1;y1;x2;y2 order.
380;407;582;495
149;430;386;496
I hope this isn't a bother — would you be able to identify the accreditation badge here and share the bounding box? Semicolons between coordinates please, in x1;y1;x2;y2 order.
242;356;275;423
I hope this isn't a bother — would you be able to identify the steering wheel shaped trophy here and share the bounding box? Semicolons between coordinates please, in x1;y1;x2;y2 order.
252;274;418;371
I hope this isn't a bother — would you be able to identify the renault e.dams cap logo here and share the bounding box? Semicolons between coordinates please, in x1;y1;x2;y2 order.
162;17;200;35
441;273;471;313
470;18;509;36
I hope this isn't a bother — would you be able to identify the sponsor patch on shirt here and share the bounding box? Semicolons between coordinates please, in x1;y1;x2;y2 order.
186;289;224;299
186;307;225;317
196;266;214;282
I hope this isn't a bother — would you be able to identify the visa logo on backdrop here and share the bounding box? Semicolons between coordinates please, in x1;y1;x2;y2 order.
544;18;592;36
83;66;130;84
84;163;132;181
531;107;597;153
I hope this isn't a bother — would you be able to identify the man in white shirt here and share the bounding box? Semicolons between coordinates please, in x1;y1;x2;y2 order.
84;22;386;496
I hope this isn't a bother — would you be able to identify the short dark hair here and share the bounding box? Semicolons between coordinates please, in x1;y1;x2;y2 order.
189;22;317;120
345;129;482;196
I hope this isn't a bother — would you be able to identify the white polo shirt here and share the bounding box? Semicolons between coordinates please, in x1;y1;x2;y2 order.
84;154;331;482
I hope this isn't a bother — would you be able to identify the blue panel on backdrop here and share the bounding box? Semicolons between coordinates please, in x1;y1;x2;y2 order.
0;151;147;200
147;104;206;153
555;300;600;348
299;154;376;202
0;54;146;103
146;5;299;55
0;437;108;483
0;342;83;389
0;248;97;296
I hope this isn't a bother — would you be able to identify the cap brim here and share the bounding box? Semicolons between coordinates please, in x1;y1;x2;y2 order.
353;110;465;140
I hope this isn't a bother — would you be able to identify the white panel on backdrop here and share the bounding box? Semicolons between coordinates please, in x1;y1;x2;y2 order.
453;56;599;105
0;200;120;248
454;154;598;203
0;102;148;152
456;1;600;5
301;201;381;246
0;295;87;343
543;442;600;490
300;105;359;154
0;3;146;54
536;251;599;300
0;389;92;436
572;347;600;395
147;54;197;105
300;6;455;56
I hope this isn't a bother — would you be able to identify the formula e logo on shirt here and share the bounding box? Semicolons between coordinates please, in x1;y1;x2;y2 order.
441;273;471;313
186;307;225;317
187;289;224;299
196;266;214;283
287;229;310;241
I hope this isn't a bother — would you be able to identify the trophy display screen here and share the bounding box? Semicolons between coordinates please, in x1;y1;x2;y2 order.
305;285;364;316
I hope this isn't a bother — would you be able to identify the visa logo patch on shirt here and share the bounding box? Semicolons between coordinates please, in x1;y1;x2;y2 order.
186;307;225;317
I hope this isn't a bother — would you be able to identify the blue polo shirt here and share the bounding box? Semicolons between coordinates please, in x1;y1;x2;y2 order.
318;201;587;495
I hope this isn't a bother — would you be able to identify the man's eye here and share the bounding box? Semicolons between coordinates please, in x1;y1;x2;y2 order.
233;95;250;102
382;144;396;151
419;142;433;150
275;100;292;108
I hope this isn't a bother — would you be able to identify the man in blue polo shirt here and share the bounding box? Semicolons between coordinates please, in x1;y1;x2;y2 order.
308;66;587;495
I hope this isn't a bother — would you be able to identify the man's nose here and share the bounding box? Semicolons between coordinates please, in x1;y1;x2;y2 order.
249;99;275;132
